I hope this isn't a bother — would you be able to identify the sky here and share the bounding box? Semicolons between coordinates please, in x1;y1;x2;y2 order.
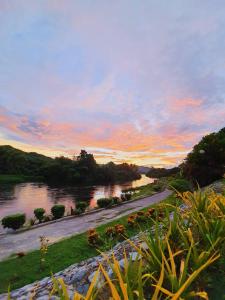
0;1;225;167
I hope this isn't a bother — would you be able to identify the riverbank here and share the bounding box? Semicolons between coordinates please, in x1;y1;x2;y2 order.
0;190;173;292
2;187;225;299
0;174;155;222
0;174;43;184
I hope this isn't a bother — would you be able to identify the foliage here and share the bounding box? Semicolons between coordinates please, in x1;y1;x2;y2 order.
114;224;126;236
127;215;137;227
121;192;132;201
75;202;87;214
1;213;26;230
105;226;115;238
170;178;192;192
146;166;180;178
0;146;141;185
136;211;146;223
0;196;176;293
183;127;225;186
51;204;65;219
87;228;101;246
97;198;113;208
39;236;49;270
111;196;120;205
34;208;45;223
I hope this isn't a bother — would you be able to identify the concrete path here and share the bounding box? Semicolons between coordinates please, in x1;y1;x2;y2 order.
0;189;171;261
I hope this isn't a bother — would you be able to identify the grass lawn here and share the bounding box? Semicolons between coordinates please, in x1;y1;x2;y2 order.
0;194;178;293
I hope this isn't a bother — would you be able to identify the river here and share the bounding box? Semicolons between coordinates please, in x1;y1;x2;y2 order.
0;175;154;219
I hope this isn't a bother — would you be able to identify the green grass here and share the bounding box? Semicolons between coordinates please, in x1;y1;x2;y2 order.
0;174;44;184
0;194;178;293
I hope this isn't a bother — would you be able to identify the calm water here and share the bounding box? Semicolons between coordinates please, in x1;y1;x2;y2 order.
0;175;154;219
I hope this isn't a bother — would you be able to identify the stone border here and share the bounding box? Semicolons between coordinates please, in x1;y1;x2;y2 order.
0;191;159;237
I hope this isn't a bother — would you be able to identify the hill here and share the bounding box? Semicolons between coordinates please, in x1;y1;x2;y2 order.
0;146;140;185
0;145;53;177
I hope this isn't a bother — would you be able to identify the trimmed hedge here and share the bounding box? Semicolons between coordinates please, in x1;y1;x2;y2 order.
75;202;87;214
2;213;26;230
97;198;113;208
121;193;132;201
51;204;65;219
34;208;45;222
111;196;120;205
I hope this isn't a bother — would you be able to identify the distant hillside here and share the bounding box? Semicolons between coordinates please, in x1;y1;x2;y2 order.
0;145;53;176
0;146;140;185
137;166;152;174
146;166;180;178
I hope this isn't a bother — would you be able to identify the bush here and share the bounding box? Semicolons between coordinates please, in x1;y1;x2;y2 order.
97;198;112;208
34;208;45;222
111;196;120;205
136;211;146;223
51;204;65;219
152;184;161;192
121;192;132;201
87;228;101;246
2;213;26;230
75;201;87;214
170;178;191;192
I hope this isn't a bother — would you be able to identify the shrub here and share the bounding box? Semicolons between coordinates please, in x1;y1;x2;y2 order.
121;193;132;202
152;184;161;192
127;215;137;226
76;202;87;213
105;226;115;237
114;224;126;235
170;178;191;193
51;204;65;219
97;198;112;208
87;228;101;245
34;208;45;223
136;211;146;223
111;196;120;205
2;213;26;230
145;208;155;218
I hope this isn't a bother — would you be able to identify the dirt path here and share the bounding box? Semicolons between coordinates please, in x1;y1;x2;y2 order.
0;189;171;260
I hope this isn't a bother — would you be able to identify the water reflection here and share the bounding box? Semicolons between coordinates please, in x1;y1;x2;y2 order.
0;175;154;219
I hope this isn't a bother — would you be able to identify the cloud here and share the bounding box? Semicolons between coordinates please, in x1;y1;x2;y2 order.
0;1;225;166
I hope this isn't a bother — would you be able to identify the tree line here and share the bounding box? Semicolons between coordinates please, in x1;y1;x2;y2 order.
0;146;141;185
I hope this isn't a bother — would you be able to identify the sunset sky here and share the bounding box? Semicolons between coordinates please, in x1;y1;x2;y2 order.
0;1;225;167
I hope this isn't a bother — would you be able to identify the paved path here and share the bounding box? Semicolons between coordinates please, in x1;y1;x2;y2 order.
0;189;171;260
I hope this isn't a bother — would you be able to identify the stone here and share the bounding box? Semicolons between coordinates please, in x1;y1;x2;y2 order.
119;259;125;269
76;284;89;295
67;268;87;284
129;252;140;261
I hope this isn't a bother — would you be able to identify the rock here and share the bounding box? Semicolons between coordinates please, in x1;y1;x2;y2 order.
129;252;140;261
76;284;89;295
119;259;125;269
67;268;87;284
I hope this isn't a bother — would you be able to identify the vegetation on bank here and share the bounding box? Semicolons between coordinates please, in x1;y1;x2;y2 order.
4;188;225;299
0;194;178;293
0;146;140;185
52;187;225;300
146;166;180;178
1;179;167;230
183;127;225;186
146;127;225;188
0;174;43;184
